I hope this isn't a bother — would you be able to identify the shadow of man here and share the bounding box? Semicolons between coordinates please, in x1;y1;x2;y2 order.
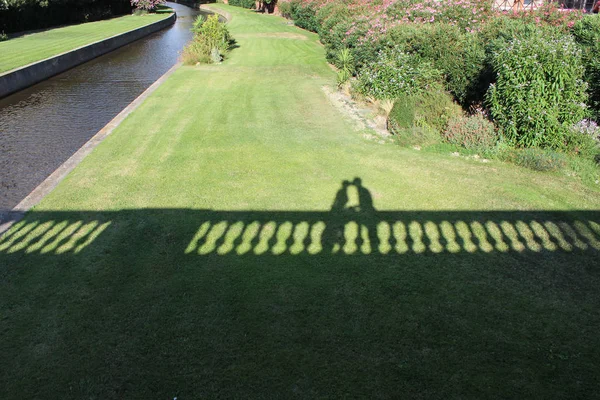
351;177;379;254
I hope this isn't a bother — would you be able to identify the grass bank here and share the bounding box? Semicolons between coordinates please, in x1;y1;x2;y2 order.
1;4;599;399
0;12;172;73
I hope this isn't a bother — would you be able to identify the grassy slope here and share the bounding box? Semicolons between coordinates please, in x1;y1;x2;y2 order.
0;13;170;73
1;4;599;399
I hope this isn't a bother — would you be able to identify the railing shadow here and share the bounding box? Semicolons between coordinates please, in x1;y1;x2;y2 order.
1;208;598;257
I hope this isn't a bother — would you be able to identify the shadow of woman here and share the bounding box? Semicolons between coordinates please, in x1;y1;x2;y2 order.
321;178;379;254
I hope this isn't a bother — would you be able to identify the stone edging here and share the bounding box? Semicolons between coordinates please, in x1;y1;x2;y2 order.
0;13;176;99
0;62;182;235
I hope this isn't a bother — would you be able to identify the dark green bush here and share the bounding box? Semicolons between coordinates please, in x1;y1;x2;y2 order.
388;90;463;146
486;35;588;149
228;0;255;9
443;114;497;150
0;0;132;33
572;16;600;121
315;2;351;63
382;23;486;106
355;47;443;100
288;0;319;32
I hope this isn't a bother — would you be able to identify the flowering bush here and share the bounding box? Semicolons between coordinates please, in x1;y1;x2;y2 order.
572;120;600;144
564;120;600;159
131;0;164;11
279;0;599;165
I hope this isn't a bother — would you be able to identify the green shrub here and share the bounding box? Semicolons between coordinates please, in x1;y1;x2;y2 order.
1;0;132;33
355;47;443;100
509;148;568;172
486;35;588;149
443;114;497;150
316;2;351;62
0;31;7;41
382;23;486;106
228;0;255;9
278;1;292;18
335;48;353;87
388;91;462;146
479;16;563;46
289;1;319;32
182;14;233;65
572;16;600;121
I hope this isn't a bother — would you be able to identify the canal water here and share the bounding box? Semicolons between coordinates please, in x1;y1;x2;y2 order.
0;2;201;209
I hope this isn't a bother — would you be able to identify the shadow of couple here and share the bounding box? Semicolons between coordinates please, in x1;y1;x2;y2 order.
324;178;378;253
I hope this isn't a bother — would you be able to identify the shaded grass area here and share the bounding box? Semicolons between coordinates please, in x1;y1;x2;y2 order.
1;208;599;398
1;4;600;399
0;13;171;73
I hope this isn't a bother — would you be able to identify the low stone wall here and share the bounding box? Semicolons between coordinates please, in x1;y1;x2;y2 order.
0;13;176;99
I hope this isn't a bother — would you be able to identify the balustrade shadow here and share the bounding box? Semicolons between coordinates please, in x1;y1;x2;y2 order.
1;208;599;258
1;181;600;397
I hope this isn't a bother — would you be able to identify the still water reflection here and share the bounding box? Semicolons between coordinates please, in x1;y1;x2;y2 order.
0;2;201;209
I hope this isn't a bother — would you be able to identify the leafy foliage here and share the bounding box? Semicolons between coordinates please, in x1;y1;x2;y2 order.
388;90;463;146
0;0;133;33
182;14;233;65
571;15;600;121
335;48;353;87
355;47;442;100
383;23;487;106
228;0;255;9
486;35;588;149
288;0;319;32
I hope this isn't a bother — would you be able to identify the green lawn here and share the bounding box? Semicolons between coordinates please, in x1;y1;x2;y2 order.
0;12;171;73
1;4;599;398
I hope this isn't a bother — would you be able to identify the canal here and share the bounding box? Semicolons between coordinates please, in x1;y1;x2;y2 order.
0;2;201;209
